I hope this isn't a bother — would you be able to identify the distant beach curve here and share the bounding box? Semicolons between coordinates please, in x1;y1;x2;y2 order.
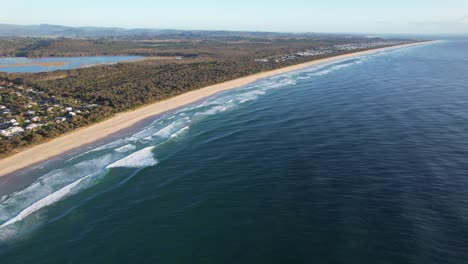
0;42;428;178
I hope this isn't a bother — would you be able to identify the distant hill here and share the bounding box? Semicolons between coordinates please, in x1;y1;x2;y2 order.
0;23;357;38
0;24;174;37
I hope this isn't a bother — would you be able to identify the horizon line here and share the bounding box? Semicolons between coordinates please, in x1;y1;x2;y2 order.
0;22;466;36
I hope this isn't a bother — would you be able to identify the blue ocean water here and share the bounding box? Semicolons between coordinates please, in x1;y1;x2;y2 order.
0;40;468;263
0;56;143;72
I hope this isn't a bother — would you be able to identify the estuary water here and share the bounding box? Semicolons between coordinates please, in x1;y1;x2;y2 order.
0;40;467;263
0;56;143;73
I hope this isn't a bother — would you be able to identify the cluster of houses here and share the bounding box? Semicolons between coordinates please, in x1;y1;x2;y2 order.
254;40;410;64
0;80;97;139
332;40;409;51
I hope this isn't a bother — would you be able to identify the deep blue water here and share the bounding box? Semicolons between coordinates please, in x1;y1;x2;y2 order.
0;40;468;263
0;56;143;72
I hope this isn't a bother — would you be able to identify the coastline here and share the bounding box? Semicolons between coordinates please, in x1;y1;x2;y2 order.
0;42;429;178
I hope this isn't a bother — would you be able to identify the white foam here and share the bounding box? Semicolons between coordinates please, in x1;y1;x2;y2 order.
170;126;189;138
197;105;228;116
331;63;353;70
107;147;157;169
153;122;178;138
237;90;266;103
91;139;126;152
259;79;295;89
66;139;127;162
0;154;113;224
305;61;358;77
308;69;332;77
142;136;153;141
131;123;165;140
0;176;87;228
114;144;136;153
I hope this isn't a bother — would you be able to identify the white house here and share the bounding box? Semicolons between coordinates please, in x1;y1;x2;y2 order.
1;127;24;137
26;123;43;131
55;117;67;123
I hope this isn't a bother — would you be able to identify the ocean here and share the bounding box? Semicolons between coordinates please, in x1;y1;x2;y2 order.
0;40;467;263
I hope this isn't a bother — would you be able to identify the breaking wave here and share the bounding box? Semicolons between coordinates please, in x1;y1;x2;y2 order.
114;144;137;153
0;176;87;228
107;147;157;169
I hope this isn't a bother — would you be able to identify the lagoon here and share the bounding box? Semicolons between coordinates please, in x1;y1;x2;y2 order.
0;56;143;73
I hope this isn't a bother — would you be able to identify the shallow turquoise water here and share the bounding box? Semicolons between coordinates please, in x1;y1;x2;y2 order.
0;56;143;72
0;40;467;263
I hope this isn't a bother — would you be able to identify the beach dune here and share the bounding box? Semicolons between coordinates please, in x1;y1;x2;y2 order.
0;43;426;178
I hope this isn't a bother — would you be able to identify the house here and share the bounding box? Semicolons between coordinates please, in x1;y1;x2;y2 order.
2;109;11;114
31;116;41;122
68;112;76;117
26;110;36;116
55;117;67;123
1;126;24;137
9;119;19;126
26;123;43;131
0;105;5;110
85;104;99;109
65;107;73;112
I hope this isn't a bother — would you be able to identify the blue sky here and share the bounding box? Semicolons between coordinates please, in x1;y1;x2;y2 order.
2;0;468;34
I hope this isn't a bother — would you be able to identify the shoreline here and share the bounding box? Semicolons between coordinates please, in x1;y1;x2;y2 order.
0;42;430;178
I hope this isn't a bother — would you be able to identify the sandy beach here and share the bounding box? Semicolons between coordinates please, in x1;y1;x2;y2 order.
0;42;427;178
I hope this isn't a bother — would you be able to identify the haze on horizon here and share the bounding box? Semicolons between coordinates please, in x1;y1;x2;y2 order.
2;0;468;34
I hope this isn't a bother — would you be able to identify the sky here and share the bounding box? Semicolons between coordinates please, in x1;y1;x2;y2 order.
1;0;468;34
